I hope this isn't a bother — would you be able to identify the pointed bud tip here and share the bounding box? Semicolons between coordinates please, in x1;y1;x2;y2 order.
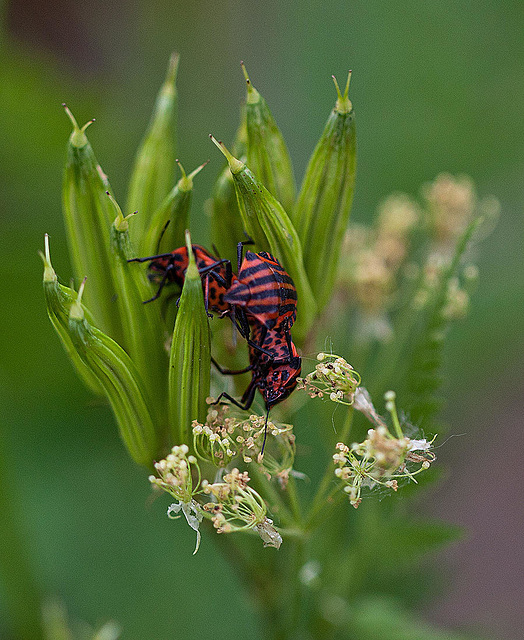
241;61;259;103
209;135;244;174
70;277;87;320
63;104;95;146
166;52;180;85
332;71;353;114
40;234;57;282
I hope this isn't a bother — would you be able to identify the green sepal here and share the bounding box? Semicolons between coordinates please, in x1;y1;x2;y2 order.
210;137;316;341
293;72;357;310
62;106;121;341
168;231;211;446
142;160;207;256
242;63;296;214
127;53;179;248
108;194;169;428
40;234;101;394
67;280;157;467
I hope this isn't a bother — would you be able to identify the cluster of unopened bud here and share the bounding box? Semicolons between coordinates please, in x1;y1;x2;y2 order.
297;353;361;405
334;390;435;508
148;444;200;504
201;468;267;534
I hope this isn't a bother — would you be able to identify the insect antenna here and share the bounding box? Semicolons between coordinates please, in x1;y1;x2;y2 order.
155;219;171;254
261;406;270;456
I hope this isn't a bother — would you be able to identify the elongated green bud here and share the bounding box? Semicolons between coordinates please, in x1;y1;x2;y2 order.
210;136;316;340
108;194;168;426
293;71;357;309
62;105;121;341
208;110;248;265
40;234;101;394
142;160;207;256
242;62;296;214
68;279;157;467
168;230;211;446
127;53;179;247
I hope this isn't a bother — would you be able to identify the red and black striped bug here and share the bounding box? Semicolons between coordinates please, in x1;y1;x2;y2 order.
224;245;297;332
127;244;232;312
212;321;301;452
127;244;271;353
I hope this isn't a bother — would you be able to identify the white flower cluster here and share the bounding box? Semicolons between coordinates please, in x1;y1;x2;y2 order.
148;444;199;504
201;468;271;538
297;353;361;405
194;405;295;476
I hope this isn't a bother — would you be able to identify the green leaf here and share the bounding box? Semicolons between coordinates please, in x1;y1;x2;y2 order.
403;217;483;430
126;53;179;249
348;596;479;640
168;231;211;446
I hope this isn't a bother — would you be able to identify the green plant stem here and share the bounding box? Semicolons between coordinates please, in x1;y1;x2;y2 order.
0;433;44;640
306;407;353;528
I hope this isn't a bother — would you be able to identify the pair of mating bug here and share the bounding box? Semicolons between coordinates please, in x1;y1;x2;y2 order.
129;240;301;450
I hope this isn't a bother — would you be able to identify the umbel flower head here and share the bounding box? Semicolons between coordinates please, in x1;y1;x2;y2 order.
193;404;295;476
333;390;436;508
298;353;361;404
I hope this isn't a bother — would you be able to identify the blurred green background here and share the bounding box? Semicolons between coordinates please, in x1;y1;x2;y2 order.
1;0;523;638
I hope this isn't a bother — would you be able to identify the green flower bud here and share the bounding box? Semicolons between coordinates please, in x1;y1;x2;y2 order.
168;231;211;446
67;279;157;467
242;62;296;214
40;234;101;394
208;111;247;265
107;193;169;426
62;105;121;341
210;136;316;340
142;160;207;257
127;53;179;248
293;72;357;310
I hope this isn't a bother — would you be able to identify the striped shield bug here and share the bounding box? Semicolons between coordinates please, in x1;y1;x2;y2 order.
224;244;297;332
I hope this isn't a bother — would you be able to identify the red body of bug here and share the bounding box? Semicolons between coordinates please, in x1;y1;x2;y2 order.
248;324;302;409
224;250;297;331
213;321;301;411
